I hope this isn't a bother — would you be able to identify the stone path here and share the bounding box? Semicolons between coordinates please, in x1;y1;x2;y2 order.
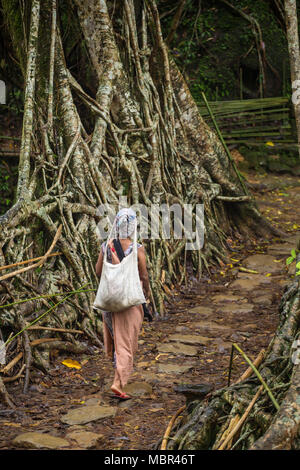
0;172;299;450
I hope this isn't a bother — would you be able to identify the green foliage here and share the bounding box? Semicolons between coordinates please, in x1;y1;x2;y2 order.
1;0;29;73
5;88;24;115
0;163;18;215
286;249;300;276
159;0;289;101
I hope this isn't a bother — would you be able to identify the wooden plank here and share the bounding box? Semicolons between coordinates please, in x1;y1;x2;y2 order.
0;152;20;157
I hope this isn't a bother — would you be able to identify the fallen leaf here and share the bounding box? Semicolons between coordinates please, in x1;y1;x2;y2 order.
3;422;21;427
155;353;168;361
40;381;50;388
61;359;82;370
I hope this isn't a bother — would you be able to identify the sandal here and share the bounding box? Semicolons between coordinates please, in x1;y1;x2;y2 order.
110;388;132;400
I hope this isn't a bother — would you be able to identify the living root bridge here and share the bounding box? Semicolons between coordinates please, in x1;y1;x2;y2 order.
0;0;282;404
165;253;300;450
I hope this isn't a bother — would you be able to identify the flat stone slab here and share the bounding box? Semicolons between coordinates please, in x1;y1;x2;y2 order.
267;244;294;256
213;338;232;352
286;232;300;245
218;303;254;314
66;430;104;449
189;306;214;315
243;254;284;273
140;371;160;382
84;397;102;406
174;383;213;402
230;276;271;291
194;320;231;332
12;432;69;450
211;294;247;303
237;272;260;279
252;293;273;306
158;363;194;374
61;405;117;425
124;382;152;396
157;342;198;356
168;334;211;345
239;323;258;331
175;325;192;333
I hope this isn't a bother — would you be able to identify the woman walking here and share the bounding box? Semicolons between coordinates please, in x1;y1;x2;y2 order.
95;208;150;399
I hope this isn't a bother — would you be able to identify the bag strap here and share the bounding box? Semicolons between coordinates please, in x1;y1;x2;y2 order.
113;239;125;262
104;215;138;260
104;217;117;261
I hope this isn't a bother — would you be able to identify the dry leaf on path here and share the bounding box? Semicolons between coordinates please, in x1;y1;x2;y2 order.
61;359;82;370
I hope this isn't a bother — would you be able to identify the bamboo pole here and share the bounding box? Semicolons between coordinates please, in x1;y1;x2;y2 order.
27;326;83;334
233;343;280;410
0;283;91;354
0;288;95;310
214;414;241;449
161;405;186;450
0;252;61;272
0;339;59;374
235;349;265;383
3;364;26;383
0;225;62;282
228;348;265;386
217;385;264;450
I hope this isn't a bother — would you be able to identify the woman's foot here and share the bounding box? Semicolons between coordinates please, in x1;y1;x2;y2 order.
111;386;131;400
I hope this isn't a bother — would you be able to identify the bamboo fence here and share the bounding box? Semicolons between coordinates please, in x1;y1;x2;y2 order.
196;96;297;146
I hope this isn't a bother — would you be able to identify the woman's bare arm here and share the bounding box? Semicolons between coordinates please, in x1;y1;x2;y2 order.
138;246;150;300
95;249;103;277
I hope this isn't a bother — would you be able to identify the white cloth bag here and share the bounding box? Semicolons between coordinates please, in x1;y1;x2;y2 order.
93;219;146;312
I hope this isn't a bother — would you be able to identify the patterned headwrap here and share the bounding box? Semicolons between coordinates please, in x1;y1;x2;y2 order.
115;207;137;239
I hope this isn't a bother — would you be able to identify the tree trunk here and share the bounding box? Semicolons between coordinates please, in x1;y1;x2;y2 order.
284;0;300;159
0;0;280;400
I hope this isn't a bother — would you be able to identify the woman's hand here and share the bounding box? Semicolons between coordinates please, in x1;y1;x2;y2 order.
108;239;120;264
137;246;150;300
95;249;103;277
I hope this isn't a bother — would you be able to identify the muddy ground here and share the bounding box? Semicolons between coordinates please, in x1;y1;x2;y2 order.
0;170;299;450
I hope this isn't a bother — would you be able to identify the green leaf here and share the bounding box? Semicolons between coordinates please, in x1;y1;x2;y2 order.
286;256;295;265
291;249;296;259
296;261;300;269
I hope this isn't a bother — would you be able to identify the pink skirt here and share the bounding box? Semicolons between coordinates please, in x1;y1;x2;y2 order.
102;304;144;388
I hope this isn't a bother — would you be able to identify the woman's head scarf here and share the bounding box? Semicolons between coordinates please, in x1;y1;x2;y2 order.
115;208;137;239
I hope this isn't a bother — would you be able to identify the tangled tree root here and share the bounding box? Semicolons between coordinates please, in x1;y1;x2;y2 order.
0;0;284;404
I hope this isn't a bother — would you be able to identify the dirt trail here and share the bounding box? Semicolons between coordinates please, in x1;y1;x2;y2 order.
0;171;299;450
